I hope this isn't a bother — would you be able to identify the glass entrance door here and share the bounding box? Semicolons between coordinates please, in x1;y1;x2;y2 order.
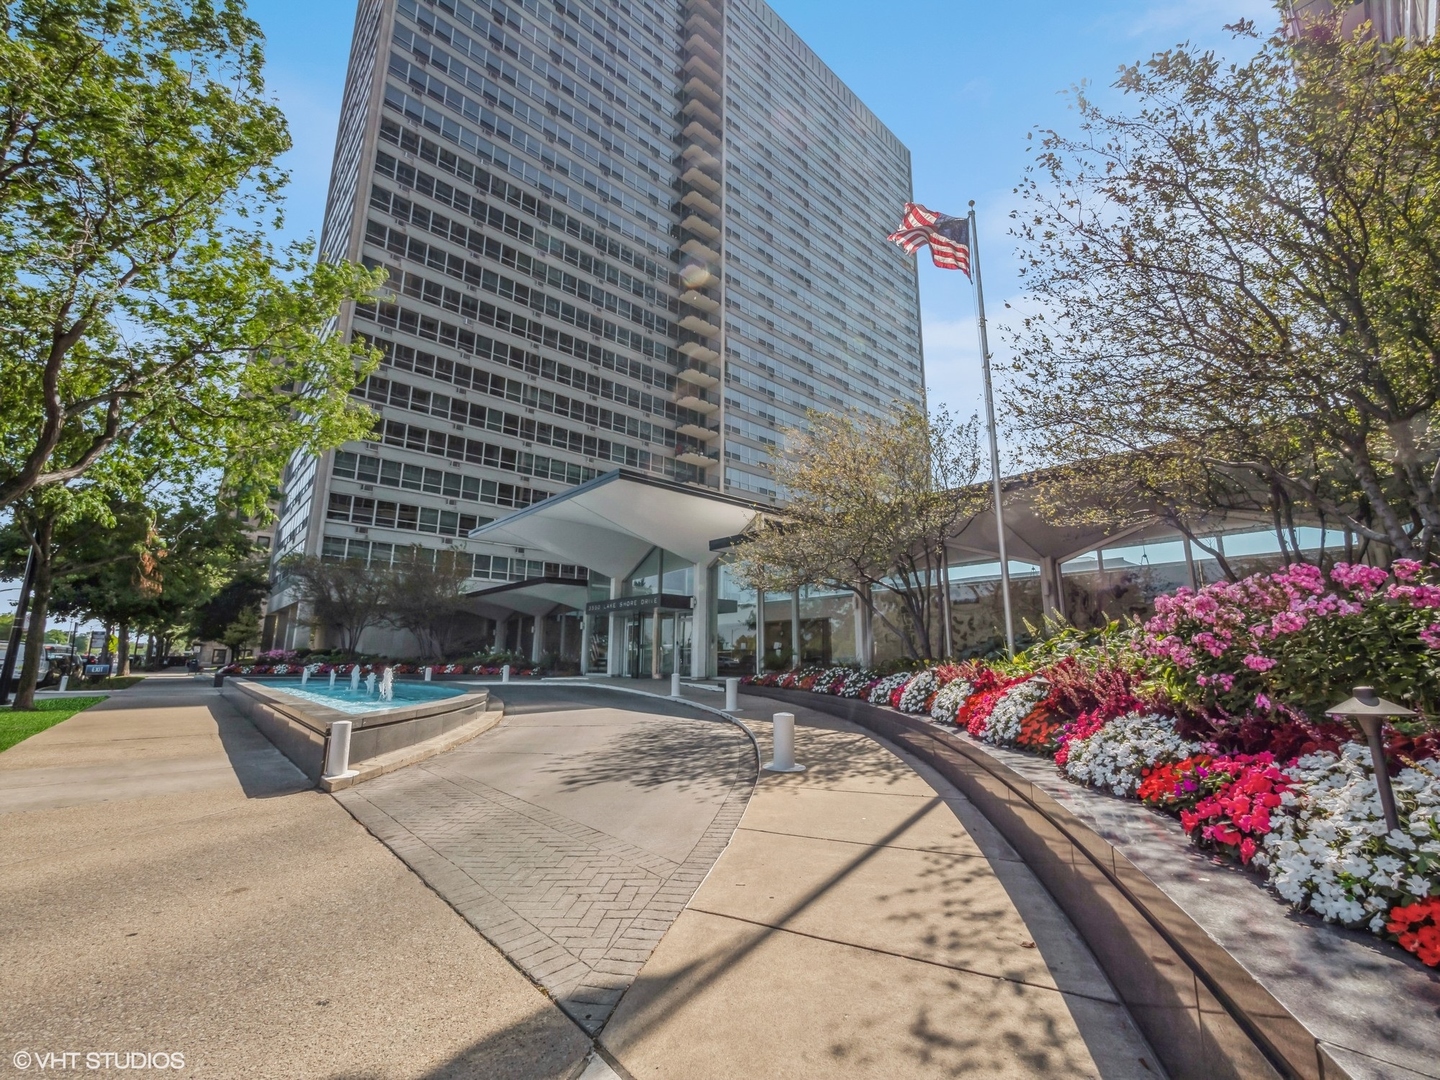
658;613;675;676
620;611;691;677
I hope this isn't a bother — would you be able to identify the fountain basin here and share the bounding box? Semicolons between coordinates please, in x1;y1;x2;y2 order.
219;677;490;784
266;678;464;715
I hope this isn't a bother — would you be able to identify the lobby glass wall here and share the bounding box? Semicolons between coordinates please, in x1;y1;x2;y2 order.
714;564;758;678
762;591;794;671
799;586;858;666
586;573;610;672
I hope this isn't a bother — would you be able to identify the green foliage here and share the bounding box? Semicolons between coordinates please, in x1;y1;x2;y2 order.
1011;11;1440;560
0;695;104;753
0;0;383;515
281;555;389;658
732;403;985;660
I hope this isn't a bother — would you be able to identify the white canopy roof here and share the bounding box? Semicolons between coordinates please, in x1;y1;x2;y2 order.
468;469;765;578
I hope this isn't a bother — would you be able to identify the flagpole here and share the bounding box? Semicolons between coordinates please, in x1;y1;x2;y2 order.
968;203;1015;658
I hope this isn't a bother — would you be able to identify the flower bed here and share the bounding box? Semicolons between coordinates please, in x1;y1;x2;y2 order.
745;559;1440;971
221;660;535;678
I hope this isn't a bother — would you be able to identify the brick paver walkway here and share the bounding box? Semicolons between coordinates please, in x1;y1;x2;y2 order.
335;686;755;1033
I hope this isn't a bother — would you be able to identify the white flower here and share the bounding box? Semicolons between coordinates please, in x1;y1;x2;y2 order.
867;673;910;706
1062;713;1201;796
897;670;938;714
1261;746;1440;931
981;678;1051;747
930;679;973;722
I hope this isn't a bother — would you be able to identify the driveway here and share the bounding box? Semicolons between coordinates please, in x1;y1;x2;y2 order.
334;685;756;1034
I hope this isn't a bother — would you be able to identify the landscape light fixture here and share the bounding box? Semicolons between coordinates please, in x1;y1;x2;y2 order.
1326;686;1413;835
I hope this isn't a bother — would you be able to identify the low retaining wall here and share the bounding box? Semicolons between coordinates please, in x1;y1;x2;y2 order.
746;685;1356;1080
221;679;491;784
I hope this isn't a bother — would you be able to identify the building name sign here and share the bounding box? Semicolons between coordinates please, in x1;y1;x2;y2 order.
585;593;696;615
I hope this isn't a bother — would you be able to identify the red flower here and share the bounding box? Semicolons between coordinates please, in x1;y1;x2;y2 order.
1387;898;1440;967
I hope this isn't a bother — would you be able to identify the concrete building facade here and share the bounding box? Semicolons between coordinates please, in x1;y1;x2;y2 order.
265;0;924;657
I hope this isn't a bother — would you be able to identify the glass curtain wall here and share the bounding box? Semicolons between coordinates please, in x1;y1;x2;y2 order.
714;563;758;677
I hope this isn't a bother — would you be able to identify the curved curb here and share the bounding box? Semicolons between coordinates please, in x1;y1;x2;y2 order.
744;684;1341;1080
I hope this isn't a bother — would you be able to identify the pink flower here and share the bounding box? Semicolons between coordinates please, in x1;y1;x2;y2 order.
1215;673;1235;691
1330;562;1391;595
1255;693;1272;710
1270;611;1308;634
1242;654;1277;672
1421;623;1440;650
1393;559;1424;582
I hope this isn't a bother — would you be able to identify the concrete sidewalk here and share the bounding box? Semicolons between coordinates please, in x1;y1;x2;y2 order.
0;674;591;1079
600;691;1163;1079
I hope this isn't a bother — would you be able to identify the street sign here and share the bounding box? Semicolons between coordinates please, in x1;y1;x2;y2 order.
88;631;107;651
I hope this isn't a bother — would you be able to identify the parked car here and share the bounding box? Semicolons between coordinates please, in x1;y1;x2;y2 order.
0;643;78;687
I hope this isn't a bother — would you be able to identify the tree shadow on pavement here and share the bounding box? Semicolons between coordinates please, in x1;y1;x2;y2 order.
327;998;592;1080
539;718;752;795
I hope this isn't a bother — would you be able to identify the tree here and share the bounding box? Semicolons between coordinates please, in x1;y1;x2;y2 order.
383;547;484;661
1009;11;1440;561
282;556;389;658
191;563;268;661
730;404;985;661
0;0;382;515
43;499;257;679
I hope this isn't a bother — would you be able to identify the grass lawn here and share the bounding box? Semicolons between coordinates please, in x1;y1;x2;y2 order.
77;675;146;691
0;696;106;753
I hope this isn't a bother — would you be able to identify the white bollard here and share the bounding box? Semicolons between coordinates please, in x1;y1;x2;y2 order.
58;675;69;693
328;669;336;690
350;666;360;692
323;720;358;781
724;677;739;711
763;712;806;773
670;671;681;698
424;666;433;682
502;663;511;683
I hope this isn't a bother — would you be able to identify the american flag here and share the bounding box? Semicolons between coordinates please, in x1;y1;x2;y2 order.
887;203;971;276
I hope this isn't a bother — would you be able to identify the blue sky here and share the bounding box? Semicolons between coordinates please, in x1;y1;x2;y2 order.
248;0;1276;446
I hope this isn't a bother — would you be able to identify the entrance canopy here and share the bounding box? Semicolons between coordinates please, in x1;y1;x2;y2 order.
468;469;765;578
463;575;589;619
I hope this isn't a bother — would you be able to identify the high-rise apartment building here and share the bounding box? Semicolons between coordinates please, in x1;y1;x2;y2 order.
264;0;923;653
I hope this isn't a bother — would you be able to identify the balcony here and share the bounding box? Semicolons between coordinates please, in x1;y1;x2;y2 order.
676;97;717;126
681;166;720;195
681;189;721;216
678;365;720;388
685;0;721;22
682;144;721;172
678;313;720;336
679;340;720;364
682;120;720;149
683;54;721;84
675;393;719;415
680;237;721;263
684;13;720;43
677;422;719;441
681;214;720;241
676;449;719;468
683;81;721;111
680;289;720;313
685;34;721;67
678;265;718;291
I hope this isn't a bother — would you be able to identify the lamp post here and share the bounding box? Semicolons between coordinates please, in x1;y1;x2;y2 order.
1326;686;1413;836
